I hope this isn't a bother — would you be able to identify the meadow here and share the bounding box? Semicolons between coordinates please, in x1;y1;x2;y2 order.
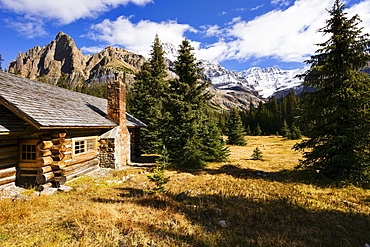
0;136;369;246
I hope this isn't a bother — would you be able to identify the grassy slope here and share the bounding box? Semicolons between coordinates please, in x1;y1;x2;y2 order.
0;136;369;247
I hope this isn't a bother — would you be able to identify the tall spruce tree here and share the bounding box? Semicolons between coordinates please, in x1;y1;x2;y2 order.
164;39;228;168
130;35;169;153
294;0;370;184
225;108;247;146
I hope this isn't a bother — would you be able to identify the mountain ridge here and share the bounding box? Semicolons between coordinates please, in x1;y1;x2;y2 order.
7;32;346;110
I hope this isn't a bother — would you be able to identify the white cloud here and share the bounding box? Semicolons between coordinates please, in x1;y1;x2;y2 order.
271;0;290;6
0;0;152;24
251;5;264;11
201;25;223;37
348;0;370;34
196;0;370;64
81;46;106;54
86;16;197;57
5;17;47;38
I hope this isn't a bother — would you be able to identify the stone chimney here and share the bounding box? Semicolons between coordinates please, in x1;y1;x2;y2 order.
105;73;130;167
107;73;126;127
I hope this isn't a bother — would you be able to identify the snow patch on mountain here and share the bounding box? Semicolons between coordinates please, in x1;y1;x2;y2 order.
240;66;308;98
199;59;251;88
162;42;178;63
161;42;308;99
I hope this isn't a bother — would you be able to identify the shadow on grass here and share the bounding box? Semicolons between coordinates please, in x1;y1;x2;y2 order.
92;185;370;246
185;164;338;188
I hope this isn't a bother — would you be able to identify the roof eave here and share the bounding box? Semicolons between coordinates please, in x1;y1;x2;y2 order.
0;97;43;130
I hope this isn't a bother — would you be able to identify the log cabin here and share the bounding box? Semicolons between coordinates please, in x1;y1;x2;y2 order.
0;72;146;188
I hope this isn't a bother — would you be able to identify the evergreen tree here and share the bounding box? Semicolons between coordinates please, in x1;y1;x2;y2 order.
294;0;370;184
255;124;262;136
225;108;247;146
251;147;263;160
286;90;300;126
290;123;302;140
164;39;228;168
57;73;69;89
281;120;291;139
130;35;169;153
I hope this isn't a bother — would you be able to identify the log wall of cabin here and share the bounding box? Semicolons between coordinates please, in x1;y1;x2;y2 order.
36;132;100;185
16;130;102;187
0;137;17;188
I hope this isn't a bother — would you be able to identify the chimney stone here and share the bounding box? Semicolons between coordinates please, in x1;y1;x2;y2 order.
106;77;130;167
107;78;126;127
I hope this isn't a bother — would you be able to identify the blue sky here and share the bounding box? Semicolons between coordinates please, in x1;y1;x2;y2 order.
1;0;370;72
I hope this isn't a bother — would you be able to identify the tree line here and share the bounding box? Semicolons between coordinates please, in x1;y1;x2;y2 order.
218;91;302;140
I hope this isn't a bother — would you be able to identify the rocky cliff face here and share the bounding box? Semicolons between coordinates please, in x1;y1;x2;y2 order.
8;32;146;87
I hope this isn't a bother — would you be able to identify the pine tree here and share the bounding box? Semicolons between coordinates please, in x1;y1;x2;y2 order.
57;73;69;89
225;108;247;146
130;35;169;153
164;39;228;168
255;124;262;136
290;123;302;140
294;0;370;184
251;147;263;160
281;120;291;139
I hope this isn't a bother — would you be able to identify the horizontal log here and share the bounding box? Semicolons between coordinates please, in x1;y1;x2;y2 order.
36;172;55;184
62;159;99;176
0;175;16;186
37;141;53;150
62;153;72;161
51;138;65;145
64;139;72;145
68;153;99;166
50;144;66;153
0;145;17;154
18;162;38;168
0;157;17;168
0;167;16;179
0;152;17;160
66;165;99;181
50;161;66;170
36;156;53;167
0;139;17;146
19;174;38;177
52;176;67;186
37;166;53;174
18;167;38;171
65;146;72;152
0;163;17;170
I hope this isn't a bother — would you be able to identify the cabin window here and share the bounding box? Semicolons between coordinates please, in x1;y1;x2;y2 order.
21;144;36;161
72;137;97;157
19;140;38;162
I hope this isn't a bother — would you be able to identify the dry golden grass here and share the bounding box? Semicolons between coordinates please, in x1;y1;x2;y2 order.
0;136;369;246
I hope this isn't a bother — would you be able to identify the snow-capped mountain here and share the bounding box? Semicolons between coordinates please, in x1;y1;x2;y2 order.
199;59;308;99
199;59;250;88
240;66;308;98
162;42;178;66
161;42;308;102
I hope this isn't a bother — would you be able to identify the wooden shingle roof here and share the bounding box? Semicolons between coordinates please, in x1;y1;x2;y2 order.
0;72;146;129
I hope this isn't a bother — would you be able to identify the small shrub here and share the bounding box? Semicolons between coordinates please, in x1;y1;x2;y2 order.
144;146;170;194
251;147;263;160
